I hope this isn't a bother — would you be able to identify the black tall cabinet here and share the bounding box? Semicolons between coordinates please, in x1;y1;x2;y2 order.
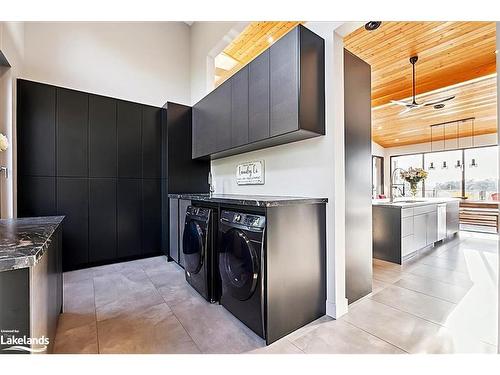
17;80;208;271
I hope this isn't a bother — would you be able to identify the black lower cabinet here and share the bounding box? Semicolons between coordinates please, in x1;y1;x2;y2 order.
89;178;117;263
142;179;161;256
117;179;142;258
168;198;179;263
17;176;56;217
57;178;89;270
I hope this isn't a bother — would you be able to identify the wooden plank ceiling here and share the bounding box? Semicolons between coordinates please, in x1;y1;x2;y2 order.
215;21;301;86
344;21;497;148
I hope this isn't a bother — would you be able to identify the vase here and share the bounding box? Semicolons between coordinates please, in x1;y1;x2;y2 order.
410;183;418;198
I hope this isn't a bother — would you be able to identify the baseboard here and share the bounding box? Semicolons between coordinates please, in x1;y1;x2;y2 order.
326;297;349;319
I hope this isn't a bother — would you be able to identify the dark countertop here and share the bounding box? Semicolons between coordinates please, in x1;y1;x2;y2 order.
168;193;328;207
0;216;64;272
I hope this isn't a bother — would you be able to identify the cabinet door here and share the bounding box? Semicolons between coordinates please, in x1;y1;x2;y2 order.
169;198;179;263
142;179;161;255
192;96;216;158
117;101;142;178
89;178;117;263
17;176;56;217
413;214;427;250
178;199;191;268
426;211;438;245
270;28;299;136
89;95;117;177
57;178;89;270
231;66;249;147
117;179;142;258
57;88;88;177
249;50;270;142
142;106;162;178
17;80;56;177
213;82;232;152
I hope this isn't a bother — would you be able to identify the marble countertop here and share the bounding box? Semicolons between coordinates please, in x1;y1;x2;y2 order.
372;197;460;209
0;216;64;272
168;193;328;207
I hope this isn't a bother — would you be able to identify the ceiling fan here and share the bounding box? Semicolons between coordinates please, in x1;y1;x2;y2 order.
391;56;455;114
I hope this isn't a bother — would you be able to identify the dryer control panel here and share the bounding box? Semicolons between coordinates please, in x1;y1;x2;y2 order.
221;210;266;230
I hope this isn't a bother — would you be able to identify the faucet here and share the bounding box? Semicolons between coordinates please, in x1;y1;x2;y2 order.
390;167;406;202
208;171;215;197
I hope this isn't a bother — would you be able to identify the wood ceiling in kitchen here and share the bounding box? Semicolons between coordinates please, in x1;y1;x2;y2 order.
344;21;497;148
372;75;497;147
215;21;301;86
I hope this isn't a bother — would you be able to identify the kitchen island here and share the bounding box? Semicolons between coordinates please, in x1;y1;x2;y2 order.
0;216;64;354
373;198;459;264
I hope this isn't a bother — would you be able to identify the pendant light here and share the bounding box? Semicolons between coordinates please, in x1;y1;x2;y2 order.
455;160;462;168
429;162;435;170
470;158;478;168
442;161;448;169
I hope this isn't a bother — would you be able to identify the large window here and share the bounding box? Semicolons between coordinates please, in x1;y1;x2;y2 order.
391;154;424;197
390;145;498;201
465;146;499;200
372;156;384;198
424;150;463;198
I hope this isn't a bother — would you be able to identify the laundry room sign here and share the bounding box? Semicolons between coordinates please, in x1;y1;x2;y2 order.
236;160;265;185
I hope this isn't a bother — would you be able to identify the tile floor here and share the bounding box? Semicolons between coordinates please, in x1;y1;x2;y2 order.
54;231;498;354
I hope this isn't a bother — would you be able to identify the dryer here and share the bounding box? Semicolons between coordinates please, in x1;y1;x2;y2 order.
218;210;266;339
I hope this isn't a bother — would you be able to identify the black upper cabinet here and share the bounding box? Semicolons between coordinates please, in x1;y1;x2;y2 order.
89;95;117;177
89;178;117;263
57;88;89;177
213;81;232;152
231;66;249;147
17;80;56;177
117;101;142;178
249;50;270;142
142;106;162;178
142;179;161;255
117;178;142;258
166;102;209;193
57;178;89;269
270;27;299;136
192;25;325;160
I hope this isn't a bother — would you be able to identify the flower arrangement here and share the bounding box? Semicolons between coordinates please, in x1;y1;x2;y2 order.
400;167;428;197
0;133;8;152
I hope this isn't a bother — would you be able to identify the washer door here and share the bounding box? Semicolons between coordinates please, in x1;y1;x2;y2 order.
182;219;205;274
219;228;260;301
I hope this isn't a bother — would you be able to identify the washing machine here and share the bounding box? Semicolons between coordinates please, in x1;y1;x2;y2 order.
218;210;266;339
182;205;216;302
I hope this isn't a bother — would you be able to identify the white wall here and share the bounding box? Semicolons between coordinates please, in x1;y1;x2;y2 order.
189;21;248;105
191;21;348;317
0;22;24;218
23;22;191;107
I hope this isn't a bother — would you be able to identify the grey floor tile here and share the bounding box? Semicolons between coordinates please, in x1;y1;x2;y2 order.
373;266;404;284
171;297;264;353
291;319;405;354
408;264;474;288
395;273;470;304
370;284;457;325
93;270;164;321
97;303;200;354
343;299;495;353
143;261;185;289
247;339;303;354
53;321;98;354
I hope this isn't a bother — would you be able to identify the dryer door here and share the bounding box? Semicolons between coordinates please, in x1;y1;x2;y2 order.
219;228;260;301
182;219;205;274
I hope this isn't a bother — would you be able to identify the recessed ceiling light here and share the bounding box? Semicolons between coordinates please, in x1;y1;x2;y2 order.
395;138;400;142
267;36;274;44
377;126;383;130
496;50;498;54
365;21;382;31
